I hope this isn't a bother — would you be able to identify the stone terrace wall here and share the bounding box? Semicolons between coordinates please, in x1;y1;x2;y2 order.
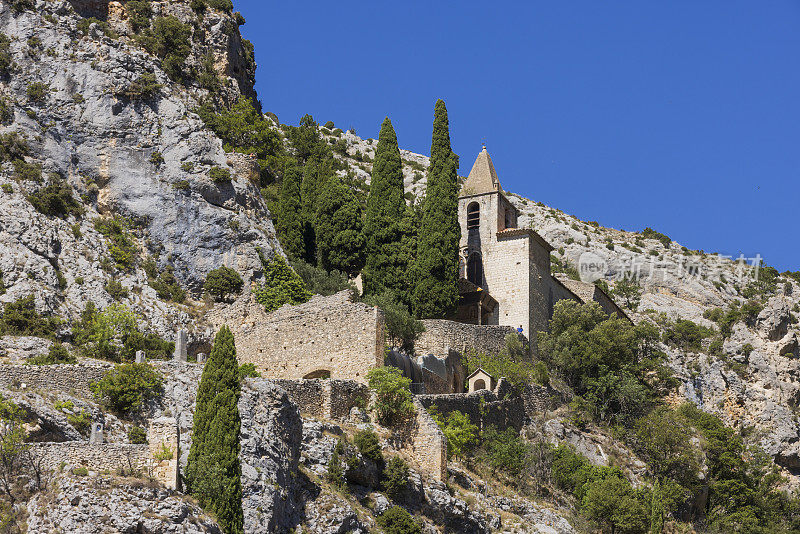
29;442;150;474
417;320;520;359
210;291;385;383
408;398;447;482
0;362;112;398
271;379;368;420
418;382;559;432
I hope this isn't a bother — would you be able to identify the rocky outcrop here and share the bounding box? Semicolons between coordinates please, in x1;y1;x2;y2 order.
26;474;222;533
0;1;282;338
239;378;304;533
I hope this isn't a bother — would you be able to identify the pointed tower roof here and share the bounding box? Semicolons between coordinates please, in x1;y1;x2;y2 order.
461;146;501;196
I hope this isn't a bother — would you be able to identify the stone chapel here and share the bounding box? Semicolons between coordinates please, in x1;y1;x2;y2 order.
452;147;628;341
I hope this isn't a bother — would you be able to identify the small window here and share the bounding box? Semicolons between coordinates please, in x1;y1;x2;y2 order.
466;202;480;230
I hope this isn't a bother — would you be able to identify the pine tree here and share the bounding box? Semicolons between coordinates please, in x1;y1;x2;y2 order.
412;100;461;318
315;173;366;277
185;326;244;534
362;117;408;299
412;154;461;318
275;166;304;260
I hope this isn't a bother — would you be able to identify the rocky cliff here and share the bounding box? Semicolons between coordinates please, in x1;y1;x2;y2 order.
0;0;281;342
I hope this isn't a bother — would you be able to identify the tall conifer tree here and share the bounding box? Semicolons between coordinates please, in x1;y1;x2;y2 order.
275;167;304;260
362;117;407;299
316;173;366;277
185;326;244;534
413;155;461;317
412;100;461;318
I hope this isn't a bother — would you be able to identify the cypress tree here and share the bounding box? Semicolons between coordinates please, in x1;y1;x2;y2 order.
275;167;304;260
185;326;244;534
412;100;461;318
412;154;461;318
362;117;408;299
428;99;459;187
315;173;366;277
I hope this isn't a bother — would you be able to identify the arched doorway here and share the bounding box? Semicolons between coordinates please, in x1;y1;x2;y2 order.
467;253;483;287
303;369;331;379
474;379;486;390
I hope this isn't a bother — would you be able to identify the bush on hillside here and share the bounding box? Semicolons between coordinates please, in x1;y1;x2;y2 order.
28;343;76;365
128;425;148;444
209;166;231;183
353;428;383;465
289;258;352;297
204;266;243;301
381;457;409;500
0;33;13;75
662;319;714;351
138;16;192;80
26;177;84;218
363;293;424;354
253;250;311;313
93;217;137;270
91;363;163;414
377;506;420;534
430;409;478;460
366;366;414;427
0;295;60;338
26;82;48;104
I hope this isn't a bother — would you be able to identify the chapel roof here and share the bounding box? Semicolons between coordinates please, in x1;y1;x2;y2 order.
461;146;501;196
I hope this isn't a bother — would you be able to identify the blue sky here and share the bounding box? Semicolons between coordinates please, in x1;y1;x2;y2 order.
237;1;800;271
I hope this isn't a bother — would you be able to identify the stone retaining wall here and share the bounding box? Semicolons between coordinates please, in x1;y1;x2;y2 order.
408;398;447;482
29;442;150;474
0;362;112;398
416;379;559;432
271;379;369;421
417;320;521;359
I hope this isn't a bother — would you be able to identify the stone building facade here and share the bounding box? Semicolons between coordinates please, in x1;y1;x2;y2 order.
210;291;385;383
454;147;630;346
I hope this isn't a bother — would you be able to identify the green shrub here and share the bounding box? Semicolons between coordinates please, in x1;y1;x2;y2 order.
93;217;137;270
149;151;164;166
0;270;5;295
139;16;192;80
478;426;529;478
0;33;13;74
76;17;118;39
662;319;714;351
323;120;335;129
149;264;186;303
532;361;550;386
376;506;420;534
128;425;148;444
641;227;671;247
0;132;30;162
72;466;88;476
0;295;60;338
209;166;231;183
204;266;243;301
326;448;344;489
1;183;11;193
104;279;129;300
353;428;383;464
27;177;84;218
238;362;261;380
253;251;311;313
9;0;34;14
173;179;190;190
13;159;42;182
26;82;49;103
67;409;91;434
75;303;172;362
381;457;409;500
204;0;234;12
366;366;414;427
122;73;161;100
289;258;352;297
126;0;153;33
91;363;163;414
431;409;478;460
180;162;194;173
464;333;533;392
363;293;424;354
28;343;76;365
581;475;648;534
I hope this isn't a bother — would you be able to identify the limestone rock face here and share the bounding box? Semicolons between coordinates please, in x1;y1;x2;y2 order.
0;1;282;338
239;378;304;533
26;474;222;533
